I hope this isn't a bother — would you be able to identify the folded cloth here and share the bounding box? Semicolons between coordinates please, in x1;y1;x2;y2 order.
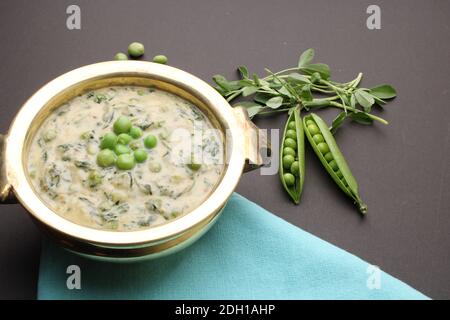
38;193;428;299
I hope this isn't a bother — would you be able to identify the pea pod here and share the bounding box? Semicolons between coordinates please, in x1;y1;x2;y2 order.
303;113;367;214
279;108;305;204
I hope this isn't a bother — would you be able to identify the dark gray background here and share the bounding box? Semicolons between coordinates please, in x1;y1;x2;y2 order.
0;0;449;299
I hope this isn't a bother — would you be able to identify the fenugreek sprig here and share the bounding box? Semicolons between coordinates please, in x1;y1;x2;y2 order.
212;48;396;132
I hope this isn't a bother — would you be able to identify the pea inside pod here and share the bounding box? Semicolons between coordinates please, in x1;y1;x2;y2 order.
303;113;367;214
279;108;305;204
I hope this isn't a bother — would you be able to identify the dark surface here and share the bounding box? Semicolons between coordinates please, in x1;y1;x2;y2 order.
0;0;449;299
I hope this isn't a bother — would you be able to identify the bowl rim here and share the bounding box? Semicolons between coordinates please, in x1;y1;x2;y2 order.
5;61;245;246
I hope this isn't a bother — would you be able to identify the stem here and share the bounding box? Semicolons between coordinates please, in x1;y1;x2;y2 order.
303;99;332;108
329;101;388;125
311;86;335;94
303;99;388;125
226;90;242;102
320;79;348;94
349;72;363;88
262;67;307;80
330;72;363;88
257;107;292;116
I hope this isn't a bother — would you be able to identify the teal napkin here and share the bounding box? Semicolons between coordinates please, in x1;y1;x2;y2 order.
38;193;428;300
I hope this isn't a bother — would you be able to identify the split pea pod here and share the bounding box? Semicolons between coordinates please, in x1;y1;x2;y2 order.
303;113;367;214
279;108;305;204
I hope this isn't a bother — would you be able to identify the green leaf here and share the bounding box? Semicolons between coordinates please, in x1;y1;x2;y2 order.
237;66;249;78
268;79;283;90
370;84;397;99
228;80;242;89
266;96;283;109
237;79;254;87
298;48;315;68
372;95;386;106
277;85;292;97
299;84;313;102
242;86;258;97
354;89;375;112
337;92;350;108
212;74;227;88
214;85;227;96
330;111;348;134
252;73;261;86
300;63;331;79
212;74;241;92
350;112;373;125
288;73;311;83
350;94;356;109
258;79;270;88
310;72;322;83
246;106;264;118
233;102;263;118
254;92;273;104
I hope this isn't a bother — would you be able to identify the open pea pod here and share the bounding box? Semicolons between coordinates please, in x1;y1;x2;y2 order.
303;113;367;214
279;108;305;204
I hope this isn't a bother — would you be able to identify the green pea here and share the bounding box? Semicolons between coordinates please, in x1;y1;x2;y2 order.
187;163;201;171
312;134;324;144
117;133;132;145
284;138;297;150
128;42;145;58
87;170;102;188
144;135;158;149
100;132;117;150
287;121;296;130
133;148;148;163
80;131;93;140
171;210;182;218
282;154;295;169
149;162;162;173
86;143;97;155
329;159;339;171
113;116;132;135
129;126;143;139
116;154;136;170
114;144;131;155
336;170;343;179
290;161;300;176
306;120;315;126
283;173;295;187
97;149;116;167
114;52;128;61
307;124;320;135
324;152;334;162
283;147;296;157
153;54;168;64
285;129;297;140
317;142;330;155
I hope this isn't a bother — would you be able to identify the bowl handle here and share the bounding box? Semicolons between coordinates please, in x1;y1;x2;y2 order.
232;106;271;172
0;134;16;204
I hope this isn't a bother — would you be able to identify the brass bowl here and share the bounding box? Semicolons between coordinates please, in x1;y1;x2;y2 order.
0;61;268;262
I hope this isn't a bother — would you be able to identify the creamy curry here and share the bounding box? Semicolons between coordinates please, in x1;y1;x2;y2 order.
27;86;223;231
